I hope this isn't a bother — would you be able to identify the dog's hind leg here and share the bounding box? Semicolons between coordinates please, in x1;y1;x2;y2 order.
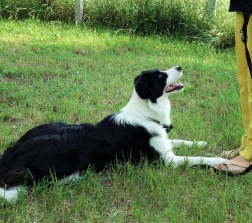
0;168;31;203
57;172;82;185
0;186;27;203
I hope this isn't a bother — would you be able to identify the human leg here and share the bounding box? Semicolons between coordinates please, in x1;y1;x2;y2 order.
212;13;252;175
236;12;252;160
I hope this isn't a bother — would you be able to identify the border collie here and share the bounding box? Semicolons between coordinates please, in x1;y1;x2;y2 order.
0;66;226;203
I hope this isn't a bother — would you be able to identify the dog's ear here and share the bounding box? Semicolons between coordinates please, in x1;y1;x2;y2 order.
134;72;150;99
134;70;159;100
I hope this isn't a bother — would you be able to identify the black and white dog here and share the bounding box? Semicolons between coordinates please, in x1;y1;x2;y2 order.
0;66;226;202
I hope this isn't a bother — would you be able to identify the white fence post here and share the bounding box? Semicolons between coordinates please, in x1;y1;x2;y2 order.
75;0;83;25
208;0;217;22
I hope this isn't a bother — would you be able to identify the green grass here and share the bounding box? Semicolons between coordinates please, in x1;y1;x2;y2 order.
1;20;252;222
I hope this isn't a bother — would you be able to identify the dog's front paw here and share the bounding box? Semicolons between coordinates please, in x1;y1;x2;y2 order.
183;140;207;147
207;157;227;167
195;141;207;147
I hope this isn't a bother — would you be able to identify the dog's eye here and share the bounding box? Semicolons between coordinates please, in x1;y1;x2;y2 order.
158;74;163;78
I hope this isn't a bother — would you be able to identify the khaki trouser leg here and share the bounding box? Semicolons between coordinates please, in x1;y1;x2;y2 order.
235;12;252;160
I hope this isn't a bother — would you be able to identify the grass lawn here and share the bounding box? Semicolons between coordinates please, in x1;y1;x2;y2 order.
0;20;252;222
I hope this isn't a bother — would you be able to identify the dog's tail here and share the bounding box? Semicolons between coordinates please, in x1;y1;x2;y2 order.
0;168;30;203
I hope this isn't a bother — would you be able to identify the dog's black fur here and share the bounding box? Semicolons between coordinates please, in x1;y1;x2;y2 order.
0;120;159;189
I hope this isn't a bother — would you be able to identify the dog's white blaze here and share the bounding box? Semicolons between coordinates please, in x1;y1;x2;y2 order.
163;67;183;87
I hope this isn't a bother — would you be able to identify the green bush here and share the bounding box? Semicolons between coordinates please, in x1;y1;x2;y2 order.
0;0;235;48
85;0;210;34
85;0;234;48
0;0;75;22
0;0;42;19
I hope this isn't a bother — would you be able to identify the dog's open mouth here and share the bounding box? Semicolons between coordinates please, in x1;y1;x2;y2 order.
165;83;184;93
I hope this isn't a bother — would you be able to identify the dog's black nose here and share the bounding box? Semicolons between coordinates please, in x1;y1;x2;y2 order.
175;66;182;71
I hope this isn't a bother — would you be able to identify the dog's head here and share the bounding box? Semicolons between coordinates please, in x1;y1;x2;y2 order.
134;66;184;103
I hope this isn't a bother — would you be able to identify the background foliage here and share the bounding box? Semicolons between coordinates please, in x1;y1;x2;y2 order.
0;0;235;48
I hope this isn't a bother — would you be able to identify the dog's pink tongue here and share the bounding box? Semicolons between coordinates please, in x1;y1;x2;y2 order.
165;83;184;92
